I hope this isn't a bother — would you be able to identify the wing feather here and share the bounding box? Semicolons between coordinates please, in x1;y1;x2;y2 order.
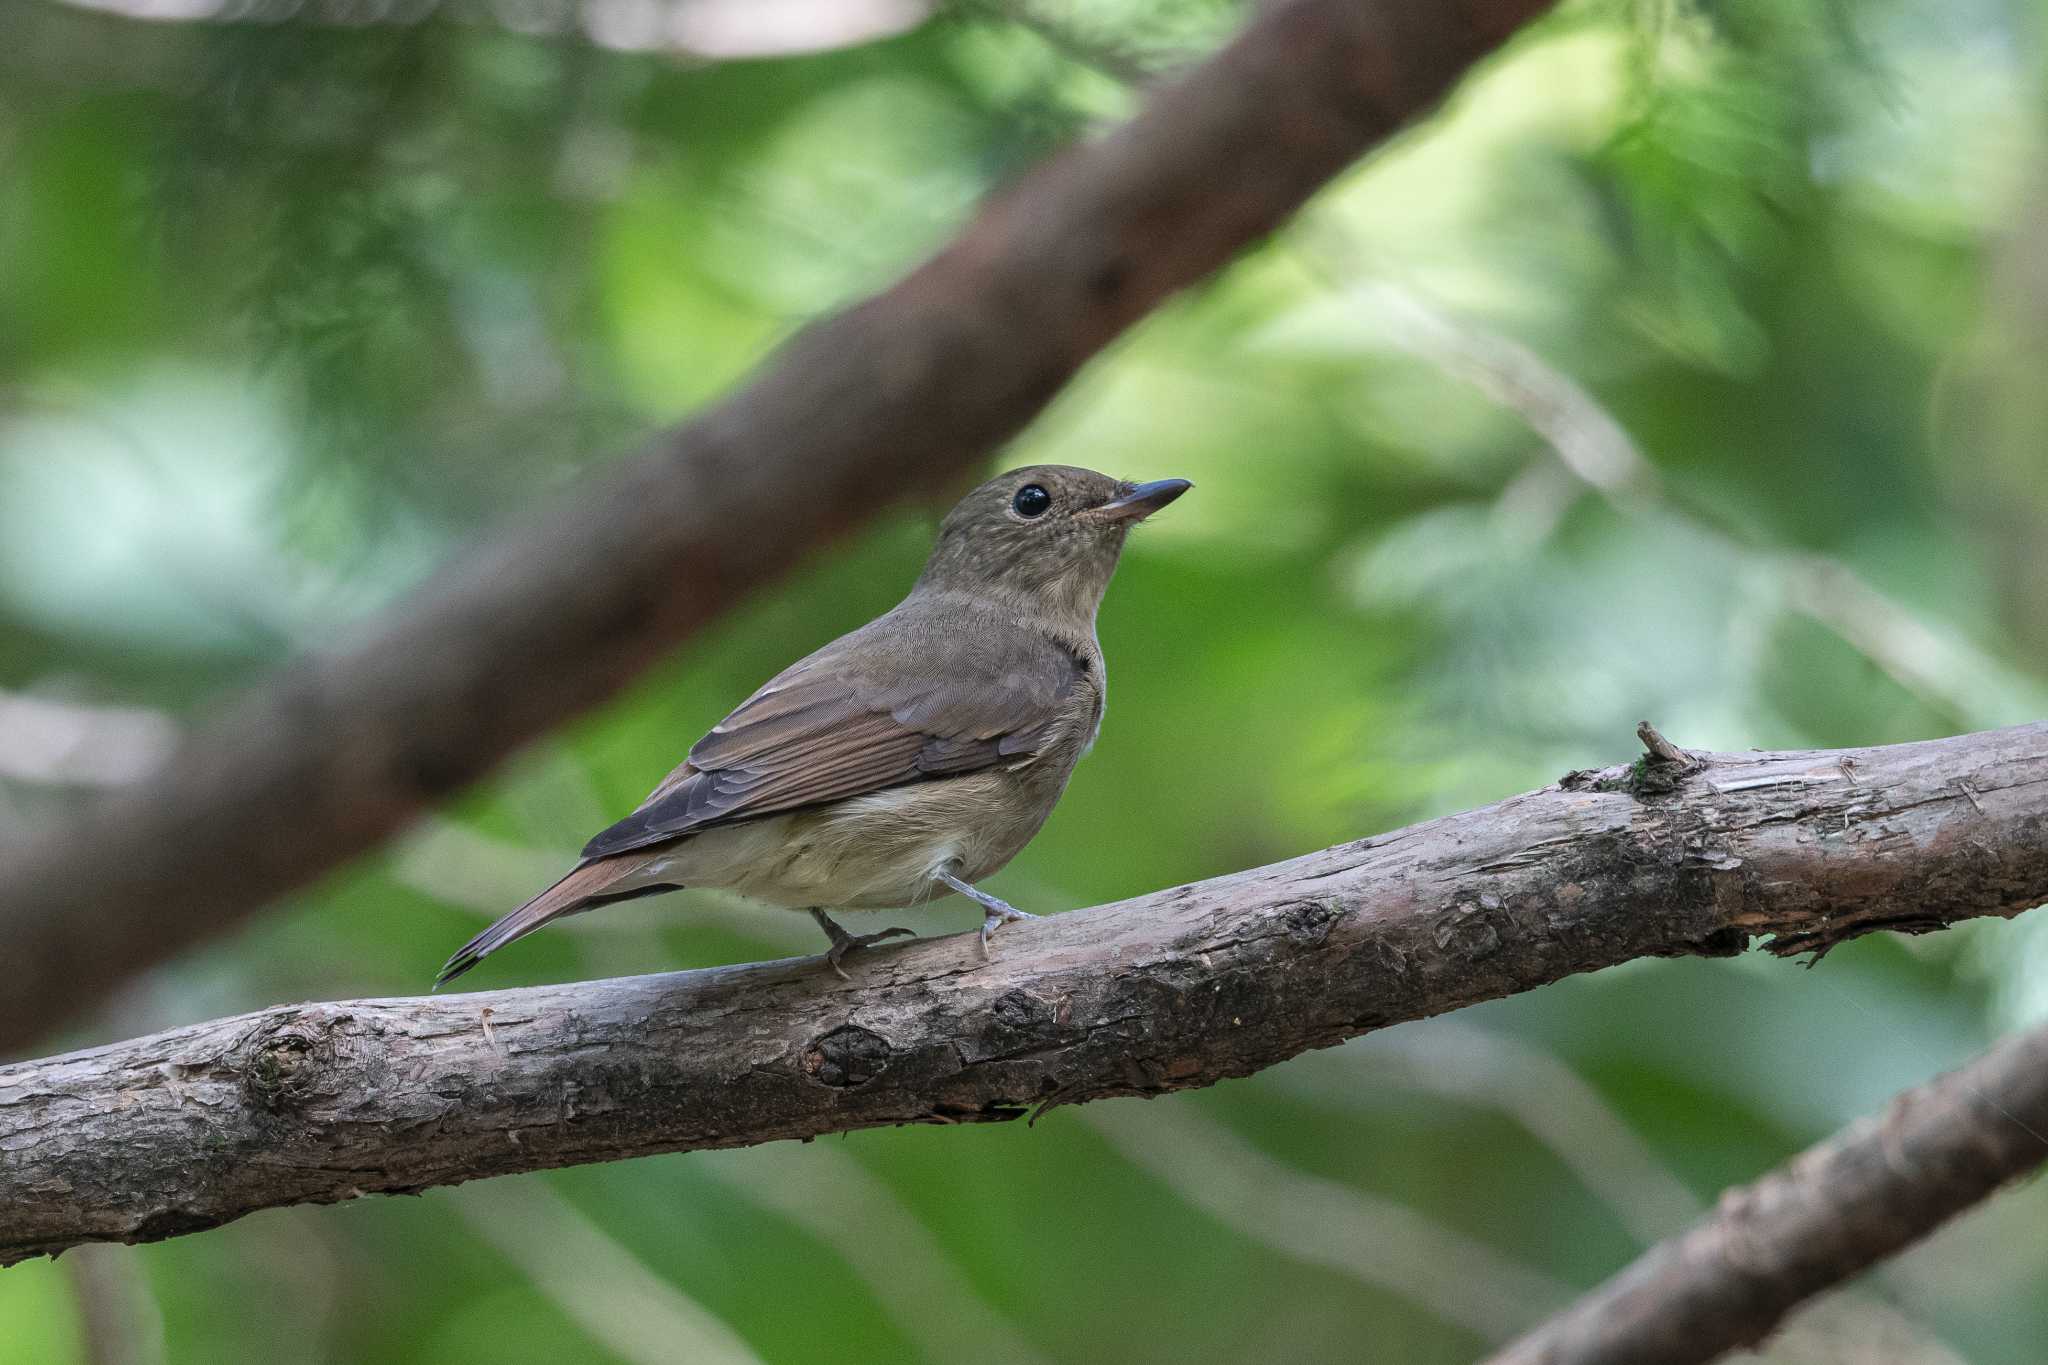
580;606;1085;860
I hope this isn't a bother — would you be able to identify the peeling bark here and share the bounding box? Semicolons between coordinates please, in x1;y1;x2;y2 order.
3;722;2045;1265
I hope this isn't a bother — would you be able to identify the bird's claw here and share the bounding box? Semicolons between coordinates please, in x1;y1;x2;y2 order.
977;902;1041;960
811;909;915;979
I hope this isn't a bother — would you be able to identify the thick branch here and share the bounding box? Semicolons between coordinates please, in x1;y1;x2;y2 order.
1485;1019;2048;1365
0;0;1559;1057
4;723;2045;1265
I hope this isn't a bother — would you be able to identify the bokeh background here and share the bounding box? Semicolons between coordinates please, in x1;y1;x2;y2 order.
5;0;2048;1360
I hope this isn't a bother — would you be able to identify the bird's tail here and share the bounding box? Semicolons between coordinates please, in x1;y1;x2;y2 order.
435;857;651;987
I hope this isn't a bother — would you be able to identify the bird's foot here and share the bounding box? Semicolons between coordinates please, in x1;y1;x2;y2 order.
977;901;1041;959
933;868;1040;961
809;908;914;980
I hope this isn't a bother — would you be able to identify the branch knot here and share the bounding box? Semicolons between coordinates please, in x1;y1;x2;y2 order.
239;1013;344;1113
803;1024;892;1089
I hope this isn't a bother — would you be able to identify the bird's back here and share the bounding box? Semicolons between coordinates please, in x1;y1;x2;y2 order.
581;593;1103;861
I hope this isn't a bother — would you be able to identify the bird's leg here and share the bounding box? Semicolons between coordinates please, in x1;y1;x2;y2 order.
934;869;1040;959
808;908;914;980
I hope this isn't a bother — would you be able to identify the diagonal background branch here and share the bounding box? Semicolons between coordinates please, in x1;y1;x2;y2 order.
1484;1017;2048;1365
0;0;1561;1058
1081;1100;1574;1341
4;721;2045;1266
1274;1030;1968;1363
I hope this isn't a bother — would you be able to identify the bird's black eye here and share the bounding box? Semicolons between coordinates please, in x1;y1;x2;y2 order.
1012;484;1052;518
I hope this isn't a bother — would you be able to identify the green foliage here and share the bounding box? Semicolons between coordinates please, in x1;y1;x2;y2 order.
5;0;2048;1359
0;1260;78;1364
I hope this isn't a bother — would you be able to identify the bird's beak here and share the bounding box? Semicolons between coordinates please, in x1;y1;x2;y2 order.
1089;478;1192;524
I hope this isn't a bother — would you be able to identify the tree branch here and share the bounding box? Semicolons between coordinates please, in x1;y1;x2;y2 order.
0;0;1560;1057
4;722;2045;1266
1484;1017;2048;1365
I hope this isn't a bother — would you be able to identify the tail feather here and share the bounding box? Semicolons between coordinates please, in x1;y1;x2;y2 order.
435;857;651;987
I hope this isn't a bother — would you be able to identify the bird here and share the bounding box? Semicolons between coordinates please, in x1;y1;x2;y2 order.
436;464;1190;985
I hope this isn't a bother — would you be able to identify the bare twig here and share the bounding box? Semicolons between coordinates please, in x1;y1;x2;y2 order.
448;1179;763;1365
0;0;1562;1058
3;721;2045;1265
1774;552;2048;729
61;1246;165;1365
1276;1026;1702;1245
1636;721;1695;768
1082;1100;1572;1340
1484;1017;2048;1365
1337;281;1662;511
696;1145;1050;1364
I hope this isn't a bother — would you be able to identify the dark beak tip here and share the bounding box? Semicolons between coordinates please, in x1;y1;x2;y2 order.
1103;477;1192;521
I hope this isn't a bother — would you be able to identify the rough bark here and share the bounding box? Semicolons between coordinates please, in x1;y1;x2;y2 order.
1485;1018;2048;1365
0;0;1560;1059
3;722;2044;1266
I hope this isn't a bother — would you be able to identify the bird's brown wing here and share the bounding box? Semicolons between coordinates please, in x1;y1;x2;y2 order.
579;612;1085;861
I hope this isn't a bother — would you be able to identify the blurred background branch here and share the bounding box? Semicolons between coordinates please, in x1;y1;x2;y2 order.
1079;1100;1575;1341
446;1179;764;1365
0;0;1560;1059
1278;1030;1969;1364
1276;1024;1702;1245
1487;1014;2048;1365
693;1144;1051;1364
59;1246;165;1365
1316;278;2048;733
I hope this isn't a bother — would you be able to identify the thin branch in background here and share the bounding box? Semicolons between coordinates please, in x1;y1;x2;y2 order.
449;1178;763;1365
1334;280;2048;731
1277;1025;1699;1244
1483;1016;2048;1365
387;817;594;920
61;1245;166;1365
1772;552;2048;730
495;742;614;851
696;1145;1051;1365
1339;281;1661;511
1080;1100;1573;1342
228;1210;347;1360
1277;1026;1965;1365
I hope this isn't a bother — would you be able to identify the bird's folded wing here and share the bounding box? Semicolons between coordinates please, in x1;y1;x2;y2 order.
579;616;1083;860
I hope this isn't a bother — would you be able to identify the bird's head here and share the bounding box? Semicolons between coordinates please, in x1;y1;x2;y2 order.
914;464;1190;619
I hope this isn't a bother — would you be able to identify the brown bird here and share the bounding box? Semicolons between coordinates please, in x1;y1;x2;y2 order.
437;465;1189;984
